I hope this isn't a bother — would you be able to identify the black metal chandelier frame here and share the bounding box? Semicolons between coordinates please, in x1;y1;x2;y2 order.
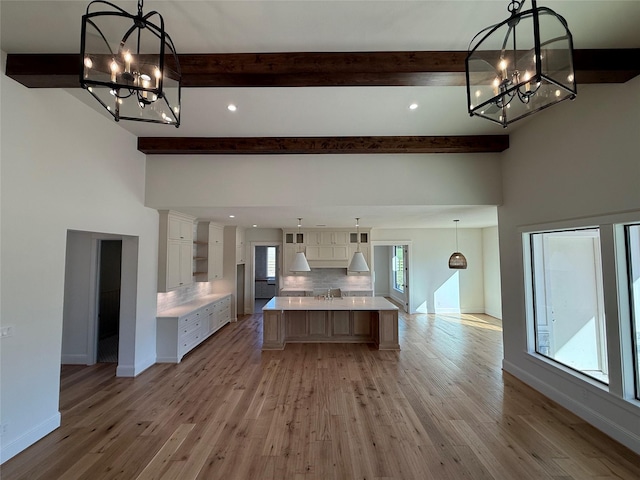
465;0;577;128
80;0;181;126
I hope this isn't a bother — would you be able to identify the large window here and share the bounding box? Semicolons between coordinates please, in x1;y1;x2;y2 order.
530;229;608;384
393;245;404;292
627;225;640;398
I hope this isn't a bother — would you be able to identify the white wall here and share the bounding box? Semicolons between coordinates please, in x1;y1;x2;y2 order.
498;76;640;453
482;226;502;319
0;63;160;462
146;153;502;209
373;228;486;314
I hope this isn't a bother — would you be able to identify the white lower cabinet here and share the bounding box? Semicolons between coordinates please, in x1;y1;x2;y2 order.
157;294;232;363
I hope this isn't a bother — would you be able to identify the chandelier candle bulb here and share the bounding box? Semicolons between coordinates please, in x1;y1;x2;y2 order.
110;59;118;82
124;51;132;73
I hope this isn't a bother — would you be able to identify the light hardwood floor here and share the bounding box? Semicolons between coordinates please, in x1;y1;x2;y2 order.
3;310;640;479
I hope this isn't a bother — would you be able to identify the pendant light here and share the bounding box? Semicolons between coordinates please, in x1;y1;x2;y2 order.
348;218;370;272
290;218;310;272
465;0;576;127
448;220;468;269
80;0;181;126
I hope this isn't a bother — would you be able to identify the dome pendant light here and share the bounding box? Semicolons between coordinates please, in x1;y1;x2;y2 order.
448;219;468;269
290;218;311;272
348;218;370;272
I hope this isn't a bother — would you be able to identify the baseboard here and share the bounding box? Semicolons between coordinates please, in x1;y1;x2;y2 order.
116;355;156;377
60;354;88;364
155;356;179;364
432;307;485;314
483;308;502;320
503;360;640;454
0;412;60;464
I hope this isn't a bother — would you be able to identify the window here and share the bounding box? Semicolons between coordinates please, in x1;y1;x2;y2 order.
627;225;640;398
530;229;608;384
393;245;404;292
267;247;276;278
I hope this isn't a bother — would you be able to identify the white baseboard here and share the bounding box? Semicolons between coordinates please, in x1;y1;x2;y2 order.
0;412;60;464
155;356;179;364
503;360;640;454
61;354;88;364
432;307;485;314
116;355;156;377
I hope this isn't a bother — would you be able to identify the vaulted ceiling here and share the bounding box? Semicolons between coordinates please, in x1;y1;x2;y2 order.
2;1;639;228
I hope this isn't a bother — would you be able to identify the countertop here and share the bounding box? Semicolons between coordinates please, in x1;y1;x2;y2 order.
157;293;231;319
263;296;398;311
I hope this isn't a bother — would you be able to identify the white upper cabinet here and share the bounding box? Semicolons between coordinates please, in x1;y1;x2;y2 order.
158;210;196;292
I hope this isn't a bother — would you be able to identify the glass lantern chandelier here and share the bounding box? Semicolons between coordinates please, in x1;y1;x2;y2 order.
80;0;181;126
465;0;576;127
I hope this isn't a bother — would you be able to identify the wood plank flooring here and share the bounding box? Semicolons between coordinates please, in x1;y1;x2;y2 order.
3;310;640;479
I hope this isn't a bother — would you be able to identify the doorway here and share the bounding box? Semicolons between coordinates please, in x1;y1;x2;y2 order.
253;245;279;313
97;240;122;363
372;243;411;313
62;231;138;376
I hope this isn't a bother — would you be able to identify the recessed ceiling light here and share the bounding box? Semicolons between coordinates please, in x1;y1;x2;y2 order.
409;103;418;110
229;215;235;218
227;104;237;112
253;224;258;228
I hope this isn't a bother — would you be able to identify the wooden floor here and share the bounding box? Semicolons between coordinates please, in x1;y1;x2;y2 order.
3;310;640;479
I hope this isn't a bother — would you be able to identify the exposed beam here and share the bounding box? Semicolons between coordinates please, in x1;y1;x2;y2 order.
137;136;509;155
5;49;639;88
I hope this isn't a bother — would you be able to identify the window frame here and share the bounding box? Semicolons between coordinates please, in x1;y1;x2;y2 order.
527;227;609;385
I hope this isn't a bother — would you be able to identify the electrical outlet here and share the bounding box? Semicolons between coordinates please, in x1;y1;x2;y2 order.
0;326;14;338
0;423;8;436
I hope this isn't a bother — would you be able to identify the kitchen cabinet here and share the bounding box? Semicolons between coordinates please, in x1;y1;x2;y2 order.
306;245;349;261
157;294;232;363
158;210;196;292
195;222;224;281
255;280;277;298
307;231;348;246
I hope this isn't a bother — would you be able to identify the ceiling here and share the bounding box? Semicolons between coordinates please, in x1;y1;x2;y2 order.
2;1;640;229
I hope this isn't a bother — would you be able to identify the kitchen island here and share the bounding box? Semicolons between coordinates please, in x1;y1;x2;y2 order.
262;296;399;351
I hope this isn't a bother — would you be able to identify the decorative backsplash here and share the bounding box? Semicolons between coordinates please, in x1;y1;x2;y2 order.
157;282;214;312
281;268;372;291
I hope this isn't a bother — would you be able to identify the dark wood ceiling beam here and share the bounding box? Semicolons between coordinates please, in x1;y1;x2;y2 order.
137;135;509;155
5;49;639;88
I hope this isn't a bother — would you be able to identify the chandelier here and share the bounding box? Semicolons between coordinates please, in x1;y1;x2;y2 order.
465;0;576;127
80;0;181;126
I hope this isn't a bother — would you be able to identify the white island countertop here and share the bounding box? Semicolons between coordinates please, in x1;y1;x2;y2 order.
263;296;398;311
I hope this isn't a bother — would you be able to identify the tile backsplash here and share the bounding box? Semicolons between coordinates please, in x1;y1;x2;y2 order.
281;269;372;291
157;282;214;312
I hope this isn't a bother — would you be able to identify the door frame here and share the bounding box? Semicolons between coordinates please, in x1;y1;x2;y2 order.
248;241;282;314
371;241;413;313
